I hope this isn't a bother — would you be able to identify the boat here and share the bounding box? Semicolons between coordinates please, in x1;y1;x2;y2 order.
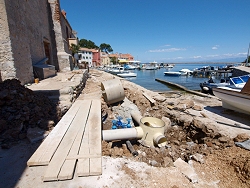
146;61;159;70
165;64;175;68
124;64;136;70
164;69;193;76
108;66;125;75
200;75;250;95
213;78;250;114
179;69;193;76
117;71;137;78
164;71;181;76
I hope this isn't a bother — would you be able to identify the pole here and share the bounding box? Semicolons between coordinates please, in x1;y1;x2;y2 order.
246;43;250;67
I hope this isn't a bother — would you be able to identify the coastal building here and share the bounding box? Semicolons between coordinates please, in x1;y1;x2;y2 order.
78;48;93;68
108;53;134;64
92;49;101;67
0;0;77;84
100;52;111;66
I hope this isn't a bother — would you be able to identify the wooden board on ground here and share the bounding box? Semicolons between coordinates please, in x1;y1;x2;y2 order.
143;92;156;104
43;100;91;181
58;100;91;180
77;99;102;176
27;101;83;166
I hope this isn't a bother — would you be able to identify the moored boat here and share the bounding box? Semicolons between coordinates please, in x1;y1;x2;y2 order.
164;71;181;76
117;71;137;77
213;79;250;114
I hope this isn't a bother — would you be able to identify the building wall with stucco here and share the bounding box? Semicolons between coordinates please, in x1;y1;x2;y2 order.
0;0;75;84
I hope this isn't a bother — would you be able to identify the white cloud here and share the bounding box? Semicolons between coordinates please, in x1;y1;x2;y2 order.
207;54;219;57
148;48;186;53
193;56;202;59
212;45;219;50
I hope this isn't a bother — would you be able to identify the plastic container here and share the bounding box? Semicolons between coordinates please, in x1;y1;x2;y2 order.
101;79;125;104
140;117;167;147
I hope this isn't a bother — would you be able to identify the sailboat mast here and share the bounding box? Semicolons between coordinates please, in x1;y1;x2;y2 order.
246;43;250;67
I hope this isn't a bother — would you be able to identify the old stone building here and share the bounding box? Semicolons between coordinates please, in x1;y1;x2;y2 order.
0;0;76;84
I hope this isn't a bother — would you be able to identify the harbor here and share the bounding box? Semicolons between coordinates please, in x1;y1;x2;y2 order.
102;63;248;92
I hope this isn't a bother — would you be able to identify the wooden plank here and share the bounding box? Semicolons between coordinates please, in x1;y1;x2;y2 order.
66;155;100;160
77;99;102;177
88;99;102;175
57;159;76;180
27;101;83;166
77;158;89;177
143;92;156;104
90;157;102;176
58;100;91;180
43;100;91;181
77;105;90;177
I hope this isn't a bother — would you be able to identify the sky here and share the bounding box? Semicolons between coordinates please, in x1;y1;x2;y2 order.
60;0;250;63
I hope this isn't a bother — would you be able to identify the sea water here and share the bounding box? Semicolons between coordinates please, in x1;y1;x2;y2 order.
124;63;235;92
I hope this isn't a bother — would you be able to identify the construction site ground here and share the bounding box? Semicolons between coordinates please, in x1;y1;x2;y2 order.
0;69;250;188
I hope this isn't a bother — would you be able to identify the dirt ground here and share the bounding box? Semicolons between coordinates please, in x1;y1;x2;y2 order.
1;68;250;188
84;69;250;188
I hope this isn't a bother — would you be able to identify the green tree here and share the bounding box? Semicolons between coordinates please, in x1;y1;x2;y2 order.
100;43;113;54
79;39;98;49
70;44;80;55
110;57;117;64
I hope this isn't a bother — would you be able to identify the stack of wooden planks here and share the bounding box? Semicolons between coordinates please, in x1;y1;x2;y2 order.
27;99;102;181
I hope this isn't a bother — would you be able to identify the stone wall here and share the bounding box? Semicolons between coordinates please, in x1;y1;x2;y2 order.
0;0;16;82
0;0;75;84
48;0;73;71
1;0;55;84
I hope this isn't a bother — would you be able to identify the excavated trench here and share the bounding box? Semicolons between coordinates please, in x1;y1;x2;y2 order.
101;87;250;185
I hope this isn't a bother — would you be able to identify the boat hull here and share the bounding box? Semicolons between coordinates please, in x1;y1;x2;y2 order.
164;72;181;76
117;72;137;77
213;87;250;114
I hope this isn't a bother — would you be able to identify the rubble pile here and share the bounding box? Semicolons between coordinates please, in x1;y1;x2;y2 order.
0;79;61;147
100;84;250;185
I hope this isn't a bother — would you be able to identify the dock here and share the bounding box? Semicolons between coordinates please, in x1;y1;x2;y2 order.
155;78;212;97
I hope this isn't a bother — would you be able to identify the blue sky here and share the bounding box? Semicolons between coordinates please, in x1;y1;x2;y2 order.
60;0;250;63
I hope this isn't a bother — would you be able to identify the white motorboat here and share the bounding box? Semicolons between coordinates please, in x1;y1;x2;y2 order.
213;77;250;114
164;69;193;76
164;71;181;76
179;69;193;76
108;66;125;75
146;61;159;70
117;71;137;78
165;64;175;68
200;74;250;95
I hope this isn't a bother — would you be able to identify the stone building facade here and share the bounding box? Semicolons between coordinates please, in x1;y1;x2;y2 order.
0;0;76;84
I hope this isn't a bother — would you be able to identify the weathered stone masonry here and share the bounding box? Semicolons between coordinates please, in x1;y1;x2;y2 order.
0;0;74;84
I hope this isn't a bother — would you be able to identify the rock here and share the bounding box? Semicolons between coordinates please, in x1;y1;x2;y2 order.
218;136;230;143
192;117;219;138
0;119;8;133
174;158;199;183
174;104;186;111
179;99;195;109
191;153;204;164
234;133;250;142
192;104;204;111
177;114;193;127
149;160;158;166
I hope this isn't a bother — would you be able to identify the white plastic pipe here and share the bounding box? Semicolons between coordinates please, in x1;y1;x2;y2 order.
131;110;142;125
102;127;143;141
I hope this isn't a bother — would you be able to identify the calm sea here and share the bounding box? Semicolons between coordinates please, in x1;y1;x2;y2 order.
124;63;235;92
